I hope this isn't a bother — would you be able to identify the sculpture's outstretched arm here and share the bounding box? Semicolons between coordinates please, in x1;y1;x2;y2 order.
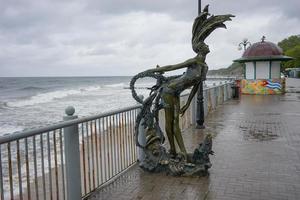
146;57;197;74
180;83;200;116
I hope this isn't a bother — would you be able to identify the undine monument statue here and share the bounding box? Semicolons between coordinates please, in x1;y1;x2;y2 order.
130;5;234;176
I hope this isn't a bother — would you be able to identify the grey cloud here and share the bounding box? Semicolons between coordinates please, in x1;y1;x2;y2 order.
79;46;116;56
0;0;299;76
84;0;197;20
84;0;300;20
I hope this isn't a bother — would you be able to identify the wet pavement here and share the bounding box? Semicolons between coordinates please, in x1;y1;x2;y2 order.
88;78;300;200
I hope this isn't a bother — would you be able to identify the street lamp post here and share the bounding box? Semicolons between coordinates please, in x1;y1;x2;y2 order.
238;39;251;79
198;0;202;14
196;0;205;129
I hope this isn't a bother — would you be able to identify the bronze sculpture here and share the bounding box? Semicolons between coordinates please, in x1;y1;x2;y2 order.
130;5;234;175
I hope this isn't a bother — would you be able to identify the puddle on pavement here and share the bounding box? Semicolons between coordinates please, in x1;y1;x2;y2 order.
254;112;281;116
286;90;300;94
206;121;224;129
204;121;225;138
239;126;279;141
205;121;224;130
265;122;277;125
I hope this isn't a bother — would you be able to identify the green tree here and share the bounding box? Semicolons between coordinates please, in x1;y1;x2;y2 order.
278;35;300;70
278;35;300;52
283;45;300;69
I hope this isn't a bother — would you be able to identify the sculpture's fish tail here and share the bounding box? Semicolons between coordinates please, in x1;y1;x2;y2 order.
130;70;167;148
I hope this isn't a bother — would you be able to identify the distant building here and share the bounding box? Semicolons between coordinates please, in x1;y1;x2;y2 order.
285;68;300;78
234;36;293;94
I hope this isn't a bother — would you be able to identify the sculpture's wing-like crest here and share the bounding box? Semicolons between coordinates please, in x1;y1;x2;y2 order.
192;5;234;54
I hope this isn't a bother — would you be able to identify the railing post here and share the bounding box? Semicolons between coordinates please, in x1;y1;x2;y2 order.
195;1;205;129
191;94;197;124
224;81;228;101
196;81;205;129
213;86;217;109
137;96;146;162
63;106;81;200
223;84;226;102
227;83;229;100
203;89;208;117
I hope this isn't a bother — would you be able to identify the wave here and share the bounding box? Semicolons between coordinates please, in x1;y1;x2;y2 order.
7;89;83;107
6;85;107;107
105;83;127;88
0;125;24;136
105;82;156;90
19;86;44;91
0;101;8;109
104;82;153;89
79;85;102;92
5;81;149;108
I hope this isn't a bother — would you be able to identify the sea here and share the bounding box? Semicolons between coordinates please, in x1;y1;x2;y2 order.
0;76;219;136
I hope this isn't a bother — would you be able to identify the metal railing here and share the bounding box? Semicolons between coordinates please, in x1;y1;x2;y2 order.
0;127;65;200
0;81;235;200
77;106;139;198
0;105;140;200
203;82;233;116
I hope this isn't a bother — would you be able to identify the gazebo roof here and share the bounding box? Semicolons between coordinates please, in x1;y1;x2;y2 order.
234;37;293;63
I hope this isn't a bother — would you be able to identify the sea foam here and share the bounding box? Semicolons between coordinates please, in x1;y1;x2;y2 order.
0;124;24;136
7;86;103;107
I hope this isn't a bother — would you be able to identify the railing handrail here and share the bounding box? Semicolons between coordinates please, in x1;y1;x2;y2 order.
205;82;234;90
206;76;237;80
0;105;141;144
180;82;234;97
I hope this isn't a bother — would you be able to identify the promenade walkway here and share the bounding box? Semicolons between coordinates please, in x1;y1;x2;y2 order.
89;78;300;200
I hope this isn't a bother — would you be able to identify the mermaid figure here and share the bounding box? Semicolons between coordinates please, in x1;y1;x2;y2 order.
131;5;234;160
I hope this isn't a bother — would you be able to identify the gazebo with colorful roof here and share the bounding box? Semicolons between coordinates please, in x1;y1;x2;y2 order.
234;36;293;94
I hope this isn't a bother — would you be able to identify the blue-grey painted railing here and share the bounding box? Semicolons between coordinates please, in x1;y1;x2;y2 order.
0;82;234;200
179;81;234;128
0;105;140;200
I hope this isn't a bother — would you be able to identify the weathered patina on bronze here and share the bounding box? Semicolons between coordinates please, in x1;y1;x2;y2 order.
130;5;234;176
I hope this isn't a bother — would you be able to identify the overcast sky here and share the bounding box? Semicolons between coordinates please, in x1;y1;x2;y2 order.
0;0;299;77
